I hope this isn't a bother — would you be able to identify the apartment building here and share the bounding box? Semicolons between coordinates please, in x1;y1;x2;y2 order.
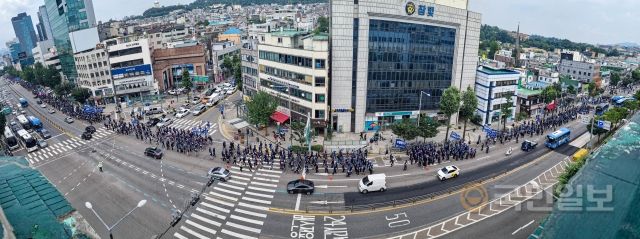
74;45;114;104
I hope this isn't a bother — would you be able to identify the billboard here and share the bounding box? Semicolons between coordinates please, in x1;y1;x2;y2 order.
69;27;100;54
111;64;152;79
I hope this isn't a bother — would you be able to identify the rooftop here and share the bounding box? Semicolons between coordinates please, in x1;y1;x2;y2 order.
270;29;309;37
312;33;328;41
517;86;542;97
222;27;242;35
477;66;520;75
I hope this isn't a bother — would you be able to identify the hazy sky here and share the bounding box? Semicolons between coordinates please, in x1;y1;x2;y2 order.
1;0;638;51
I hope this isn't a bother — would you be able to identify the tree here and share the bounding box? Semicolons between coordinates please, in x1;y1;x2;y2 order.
181;68;193;100
488;41;500;60
439;86;461;142
459;86;478;141
500;94;514;131
586;117;608;143
516;112;529;122
290;120;307;145
54;82;75;96
611;72;621;86
245;91;278;134
634;90;640;102
604;107;628;128
417;117;439;142
541;86;558;104
232;54;242;91
71;87;92;104
314;16;329;34
623;100;638;114
390;119;420;141
587;82;597;96
567;85;576;95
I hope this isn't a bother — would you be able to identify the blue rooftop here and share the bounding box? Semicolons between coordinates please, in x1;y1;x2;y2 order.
223;27;242;35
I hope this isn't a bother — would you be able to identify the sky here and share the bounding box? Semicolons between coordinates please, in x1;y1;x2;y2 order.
1;0;638;52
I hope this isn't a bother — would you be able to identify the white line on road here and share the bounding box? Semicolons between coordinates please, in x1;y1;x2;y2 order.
512;220;535;235
295;193;301;211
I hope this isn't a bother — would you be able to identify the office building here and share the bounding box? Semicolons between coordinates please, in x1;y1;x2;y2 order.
241;39;259;98
258;30;329;131
152;44;207;91
6;40;21;64
330;0;481;133
11;13;38;62
475;66;518;125
558;59;600;83
36;5;53;42
45;0;97;82
75;44;114;104
106;39;158;102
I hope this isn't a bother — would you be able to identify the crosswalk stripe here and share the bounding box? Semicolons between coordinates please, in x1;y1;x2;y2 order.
250;181;277;188
245;191;273;199
242;196;271;205
186;219;217;235
47;152;53;157
204;196;235;207
231;171;252;177
226;221;261;234
234;208;267;218
196;207;226;220
247;186;276;193
255;172;280;178
253;177;279;183
27;158;34;164
213;187;241;196
37;155;43;162
173;232;188;239
180;225;210;239
230;215;264;225
208;192;238;201
258;168;282;174
64;145;72;150
231;174;251;181
218;182;244;191
208;130;217;136
43;153;49;159
221;229;257;239
238;202;268;211
200;202;230;214
191;213;222;227
228;180;247;186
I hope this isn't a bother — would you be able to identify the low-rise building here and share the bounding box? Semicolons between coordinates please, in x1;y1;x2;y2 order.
106;38;158;102
152;44;207;91
74;45;114;104
475;66;518;126
558;59;600;83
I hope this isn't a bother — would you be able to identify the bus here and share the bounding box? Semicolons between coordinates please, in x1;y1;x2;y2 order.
19;98;28;108
16;115;31;131
27;116;42;131
545;127;571;149
595;103;609;116
16;129;37;153
4;126;19;150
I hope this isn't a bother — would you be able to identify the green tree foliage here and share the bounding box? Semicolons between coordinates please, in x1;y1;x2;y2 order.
9;63;61;88
604;107;629;127
610;72;621;86
541;86;558;104
587;82;597;96
459;86;478;141
245;91;278;131
500;94;514;131
623;100;638;114
439;86;461;142
516;112;529;122
232;54;242;91
567;85;576;95
417;117;440;142
290;120;307;145
314;16;329;34
390;119;420;141
54;82;75;96
181;68;193;99
634;90;640;102
71;87;92;104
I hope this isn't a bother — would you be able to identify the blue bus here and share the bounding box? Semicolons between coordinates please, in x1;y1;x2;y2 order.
595;103;609;116
19;98;28;108
545;127;571;149
27;116;42;131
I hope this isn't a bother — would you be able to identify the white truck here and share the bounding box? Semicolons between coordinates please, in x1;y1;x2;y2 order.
358;173;387;194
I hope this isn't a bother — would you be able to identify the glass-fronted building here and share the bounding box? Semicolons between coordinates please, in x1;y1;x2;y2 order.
45;0;96;82
330;0;481;133
11;13;38;65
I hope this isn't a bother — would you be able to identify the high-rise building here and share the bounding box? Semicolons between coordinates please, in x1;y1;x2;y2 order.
11;13;38;61
45;0;97;82
36;5;53;42
6;40;21;64
330;0;481;133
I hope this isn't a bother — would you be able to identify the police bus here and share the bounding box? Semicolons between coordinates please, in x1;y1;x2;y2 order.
4;126;19;150
16;129;37;153
595;103;609;116
545;127;571;149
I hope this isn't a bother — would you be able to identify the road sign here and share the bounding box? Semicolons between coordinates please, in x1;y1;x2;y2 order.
579;114;592;125
450;132;461;140
597;120;611;131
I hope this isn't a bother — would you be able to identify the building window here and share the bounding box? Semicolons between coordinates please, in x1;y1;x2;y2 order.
315;77;325;87
277;37;283;43
315;59;326;69
315;110;325;119
315;94;326;103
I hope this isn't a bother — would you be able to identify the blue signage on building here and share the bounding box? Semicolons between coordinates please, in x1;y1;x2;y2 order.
111;64;152;79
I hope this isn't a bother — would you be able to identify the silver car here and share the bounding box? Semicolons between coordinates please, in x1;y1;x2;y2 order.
207;167;231;182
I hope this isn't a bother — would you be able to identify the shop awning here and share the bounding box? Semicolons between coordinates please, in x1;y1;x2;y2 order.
270;111;289;124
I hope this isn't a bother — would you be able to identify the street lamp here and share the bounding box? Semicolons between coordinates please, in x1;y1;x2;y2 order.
417;91;431;126
85;199;147;239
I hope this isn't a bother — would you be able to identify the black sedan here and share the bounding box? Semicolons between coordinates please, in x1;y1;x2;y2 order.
85;126;96;134
38;129;52;139
81;132;92;140
144;147;163;159
287;179;315;195
146;118;161;127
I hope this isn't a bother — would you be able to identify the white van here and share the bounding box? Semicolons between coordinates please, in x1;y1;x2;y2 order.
358;173;387;194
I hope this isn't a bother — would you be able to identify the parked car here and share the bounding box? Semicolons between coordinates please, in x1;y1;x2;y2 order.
40;103;46;108
64;117;74;123
156;118;173;127
287;179;315;195
207;167;231;182
175;108;190;118
144;147;163;159
47;108;55;114
191;105;206;116
39;129;51;139
191;97;201;105
85;126;96;134
37;139;48;148
437;165;460;181
167;89;177;95
81;132;92;140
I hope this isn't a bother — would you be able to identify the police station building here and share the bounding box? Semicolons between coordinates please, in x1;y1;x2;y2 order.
330;0;481;133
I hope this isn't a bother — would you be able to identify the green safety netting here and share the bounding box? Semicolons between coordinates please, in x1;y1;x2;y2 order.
0;156;74;239
539;114;640;238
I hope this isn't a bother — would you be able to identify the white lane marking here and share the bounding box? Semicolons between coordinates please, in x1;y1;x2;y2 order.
180;225;209;239
245;191;273;199
213;187;241;196
196;207;226;220
234;208;267;218
512;220;535;235
238;202;268;211
173;232;188;239
226;221;261;234
295;194;301;211
250;181;277;188
204;196;235;207
200;202;230;214
242;196;271;205
186;219;217;235
218;182;244;191
220;229;257;239
230;214;264;225
208;192;238;201
255;172;280;178
191;213;222;227
258;168;282;174
253;176;279;183
228;180;248;186
232;171;253;177
247;186;275;193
